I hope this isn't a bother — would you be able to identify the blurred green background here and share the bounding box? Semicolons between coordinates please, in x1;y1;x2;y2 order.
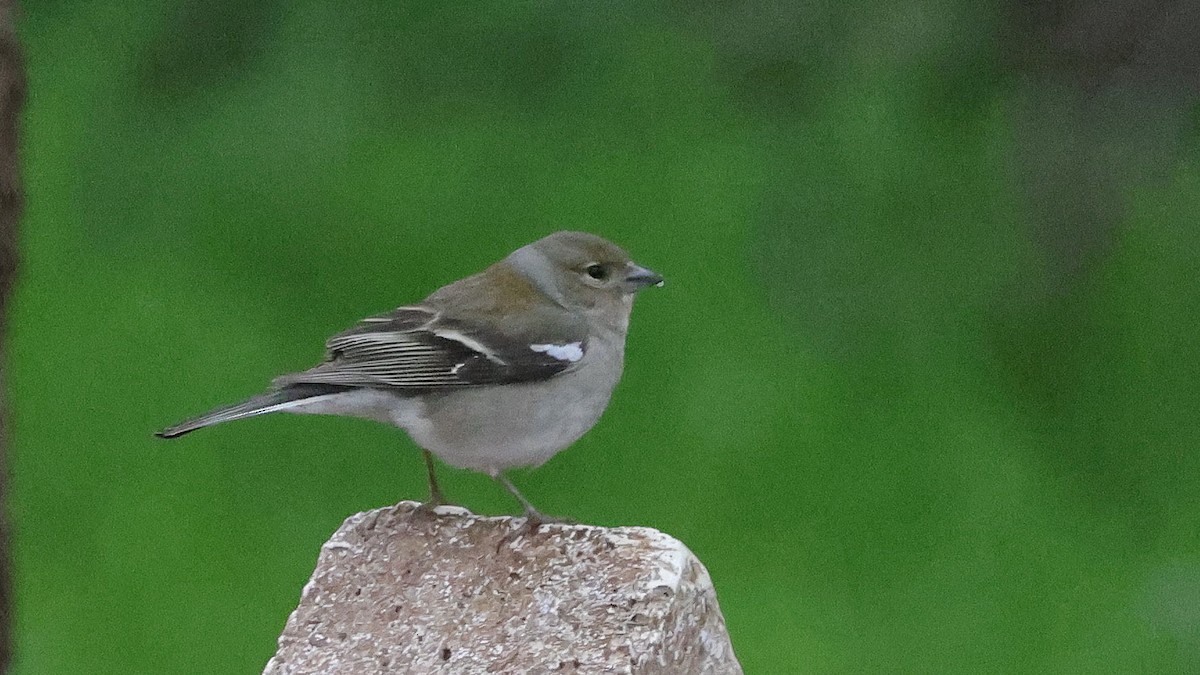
12;1;1200;672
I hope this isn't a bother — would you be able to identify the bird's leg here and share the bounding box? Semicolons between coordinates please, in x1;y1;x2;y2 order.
494;472;572;527
416;450;450;512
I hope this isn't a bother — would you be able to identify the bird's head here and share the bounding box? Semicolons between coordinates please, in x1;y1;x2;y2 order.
508;231;663;317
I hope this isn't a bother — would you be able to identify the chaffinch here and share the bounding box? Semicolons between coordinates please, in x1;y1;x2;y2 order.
157;231;663;523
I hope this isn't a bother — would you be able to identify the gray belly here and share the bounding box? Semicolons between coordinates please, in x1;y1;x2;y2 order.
285;339;625;474
408;359;621;473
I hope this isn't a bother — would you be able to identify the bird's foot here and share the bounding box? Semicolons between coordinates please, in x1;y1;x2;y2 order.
524;509;576;528
413;492;456;518
496;509;575;551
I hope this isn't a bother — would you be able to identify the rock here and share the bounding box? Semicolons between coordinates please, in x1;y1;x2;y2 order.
263;501;742;674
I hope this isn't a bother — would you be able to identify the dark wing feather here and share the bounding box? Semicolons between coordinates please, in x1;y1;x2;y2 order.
273;306;586;390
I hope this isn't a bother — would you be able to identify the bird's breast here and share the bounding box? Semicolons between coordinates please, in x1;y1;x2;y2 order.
399;336;625;473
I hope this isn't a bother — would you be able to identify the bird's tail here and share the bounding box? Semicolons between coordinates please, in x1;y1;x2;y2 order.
155;385;346;439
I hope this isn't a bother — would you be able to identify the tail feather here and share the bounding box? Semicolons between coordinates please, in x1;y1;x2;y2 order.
155;385;347;438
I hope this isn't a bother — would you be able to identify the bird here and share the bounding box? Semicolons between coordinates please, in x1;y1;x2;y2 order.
156;231;663;525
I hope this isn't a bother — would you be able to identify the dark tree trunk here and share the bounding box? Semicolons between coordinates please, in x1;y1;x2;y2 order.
0;0;24;671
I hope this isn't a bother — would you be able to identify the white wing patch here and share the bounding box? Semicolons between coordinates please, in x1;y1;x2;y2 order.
529;342;584;363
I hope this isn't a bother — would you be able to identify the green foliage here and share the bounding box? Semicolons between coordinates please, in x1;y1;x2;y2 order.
13;1;1200;672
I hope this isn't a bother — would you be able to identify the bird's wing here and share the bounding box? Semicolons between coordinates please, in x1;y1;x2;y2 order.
272;306;588;390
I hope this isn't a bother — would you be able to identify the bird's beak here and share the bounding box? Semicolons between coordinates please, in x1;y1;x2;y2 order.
624;264;664;291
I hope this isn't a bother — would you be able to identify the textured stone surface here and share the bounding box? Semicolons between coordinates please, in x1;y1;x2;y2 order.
264;501;742;674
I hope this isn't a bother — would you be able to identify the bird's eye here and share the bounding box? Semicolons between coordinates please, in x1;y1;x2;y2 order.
585;264;608;280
